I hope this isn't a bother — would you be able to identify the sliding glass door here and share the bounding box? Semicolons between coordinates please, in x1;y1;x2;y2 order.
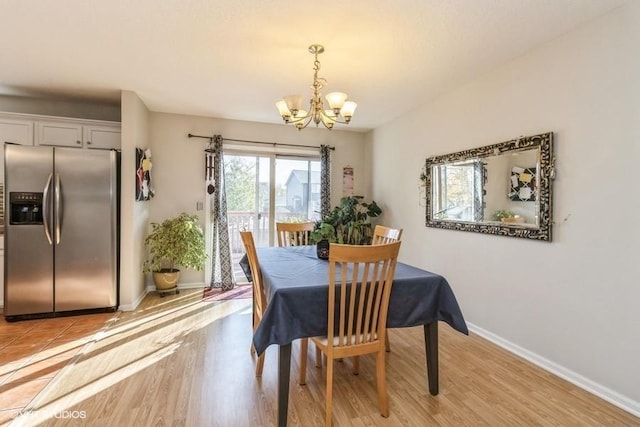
274;157;322;224
219;152;320;280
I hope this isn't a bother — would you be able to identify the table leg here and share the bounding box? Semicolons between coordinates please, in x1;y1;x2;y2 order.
278;343;292;427
423;322;439;395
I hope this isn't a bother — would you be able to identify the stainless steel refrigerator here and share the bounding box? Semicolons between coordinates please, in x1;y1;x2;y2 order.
4;144;119;320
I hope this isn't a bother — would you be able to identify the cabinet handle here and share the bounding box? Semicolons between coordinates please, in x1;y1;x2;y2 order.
76;140;82;145
87;141;92;145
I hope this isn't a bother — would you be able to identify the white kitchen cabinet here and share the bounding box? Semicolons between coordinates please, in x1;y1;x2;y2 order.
36;120;84;148
36;120;120;149
0;117;34;183
83;124;121;149
0;117;34;146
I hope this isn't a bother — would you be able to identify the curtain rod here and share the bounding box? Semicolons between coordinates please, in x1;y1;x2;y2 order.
187;133;334;150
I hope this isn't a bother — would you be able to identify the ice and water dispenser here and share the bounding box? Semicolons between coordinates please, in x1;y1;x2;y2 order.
9;192;43;225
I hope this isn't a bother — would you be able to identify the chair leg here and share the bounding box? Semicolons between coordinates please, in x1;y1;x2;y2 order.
375;350;389;417
251;310;259;355
325;358;334;427
255;353;265;378
299;338;308;385
385;333;391;352
315;346;322;368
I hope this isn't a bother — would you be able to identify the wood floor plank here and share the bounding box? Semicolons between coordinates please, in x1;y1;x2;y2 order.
10;289;639;426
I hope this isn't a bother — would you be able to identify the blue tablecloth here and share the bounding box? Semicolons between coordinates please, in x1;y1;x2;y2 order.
250;245;468;355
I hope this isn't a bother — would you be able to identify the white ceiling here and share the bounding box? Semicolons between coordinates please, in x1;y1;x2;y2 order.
0;0;628;131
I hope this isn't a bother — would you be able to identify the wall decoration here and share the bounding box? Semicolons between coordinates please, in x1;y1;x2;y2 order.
136;147;154;201
342;166;354;196
509;166;536;201
424;131;554;241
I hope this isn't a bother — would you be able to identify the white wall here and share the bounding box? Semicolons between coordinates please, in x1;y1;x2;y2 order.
119;91;151;310
370;2;640;416
146;112;368;286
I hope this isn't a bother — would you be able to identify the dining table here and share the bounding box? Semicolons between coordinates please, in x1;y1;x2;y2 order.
246;245;468;427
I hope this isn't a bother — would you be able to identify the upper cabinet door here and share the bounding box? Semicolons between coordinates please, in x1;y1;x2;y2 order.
83;124;120;150
36;121;83;148
0;118;34;146
1;117;34;183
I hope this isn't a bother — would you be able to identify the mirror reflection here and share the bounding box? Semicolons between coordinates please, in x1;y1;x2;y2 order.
425;132;554;241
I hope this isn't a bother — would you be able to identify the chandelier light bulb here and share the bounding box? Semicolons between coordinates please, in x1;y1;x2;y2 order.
326;92;348;114
322;110;336;129
340;101;357;123
275;100;292;122
283;94;304;115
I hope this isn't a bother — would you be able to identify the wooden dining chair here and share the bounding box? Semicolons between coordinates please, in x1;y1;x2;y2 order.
371;225;403;352
275;221;315;247
303;241;401;426
371;224;403;245
240;230;310;382
239;231;269;377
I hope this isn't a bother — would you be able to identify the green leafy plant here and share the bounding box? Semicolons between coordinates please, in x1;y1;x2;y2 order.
493;210;515;221
310;222;338;244
143;213;207;273
310;196;382;245
419;164;428;185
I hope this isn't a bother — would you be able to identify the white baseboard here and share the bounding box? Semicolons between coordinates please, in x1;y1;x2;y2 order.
144;281;205;293
118;282;207;312
118;288;149;312
467;322;640;418
176;281;206;289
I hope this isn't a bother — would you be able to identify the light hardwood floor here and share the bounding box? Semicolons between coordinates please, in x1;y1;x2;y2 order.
12;289;640;426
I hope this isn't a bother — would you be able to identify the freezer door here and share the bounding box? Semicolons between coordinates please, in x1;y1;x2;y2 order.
54;148;118;312
4;145;54;316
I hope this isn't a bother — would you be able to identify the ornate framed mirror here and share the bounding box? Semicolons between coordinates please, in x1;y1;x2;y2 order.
424;132;554;241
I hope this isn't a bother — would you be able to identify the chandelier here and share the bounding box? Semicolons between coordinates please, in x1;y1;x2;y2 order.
275;44;357;130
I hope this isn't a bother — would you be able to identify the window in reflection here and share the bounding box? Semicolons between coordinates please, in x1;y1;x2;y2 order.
432;160;485;222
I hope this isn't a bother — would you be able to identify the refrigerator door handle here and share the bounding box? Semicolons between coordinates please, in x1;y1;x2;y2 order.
55;173;62;244
42;173;53;245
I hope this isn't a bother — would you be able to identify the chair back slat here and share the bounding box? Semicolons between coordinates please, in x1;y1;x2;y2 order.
276;222;315;247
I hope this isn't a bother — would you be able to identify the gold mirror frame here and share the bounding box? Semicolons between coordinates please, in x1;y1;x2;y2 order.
424;132;554;241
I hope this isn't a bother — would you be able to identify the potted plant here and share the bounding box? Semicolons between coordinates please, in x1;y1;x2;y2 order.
143;213;207;294
310;196;383;259
419;165;428;186
492;210;514;221
309;222;337;259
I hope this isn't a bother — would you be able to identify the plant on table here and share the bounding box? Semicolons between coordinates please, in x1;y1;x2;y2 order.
310;195;383;247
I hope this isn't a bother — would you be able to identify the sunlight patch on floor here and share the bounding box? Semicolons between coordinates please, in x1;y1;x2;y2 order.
15;297;250;425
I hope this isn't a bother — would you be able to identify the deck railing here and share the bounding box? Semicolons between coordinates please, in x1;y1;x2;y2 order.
226;211;311;252
223;210;314;282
